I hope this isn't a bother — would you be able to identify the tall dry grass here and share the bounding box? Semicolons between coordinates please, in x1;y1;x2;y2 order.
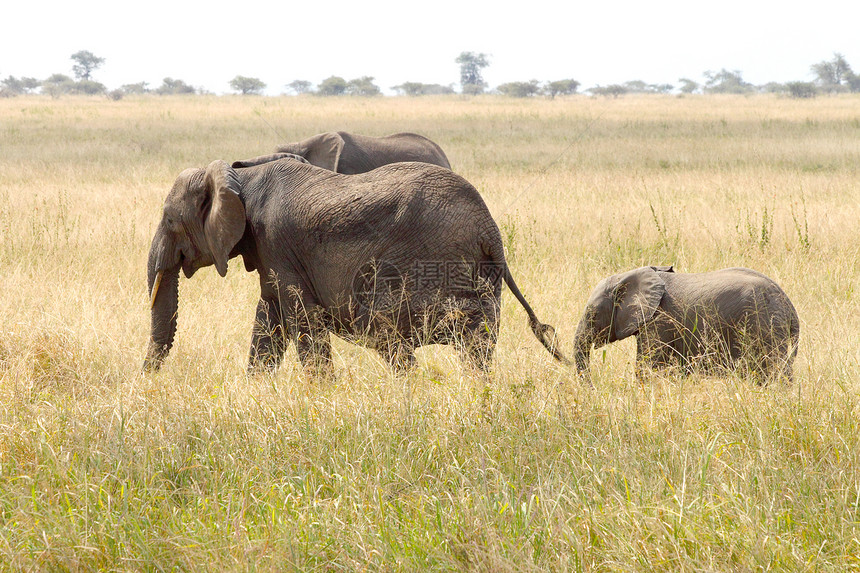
0;94;858;570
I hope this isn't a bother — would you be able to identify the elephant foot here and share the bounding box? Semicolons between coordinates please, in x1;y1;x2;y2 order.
379;341;415;373
247;360;279;376
302;360;336;382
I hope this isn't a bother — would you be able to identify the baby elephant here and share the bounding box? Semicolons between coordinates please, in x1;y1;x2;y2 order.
572;266;799;383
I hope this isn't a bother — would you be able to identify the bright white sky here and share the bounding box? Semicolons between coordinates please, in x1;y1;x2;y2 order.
3;0;858;95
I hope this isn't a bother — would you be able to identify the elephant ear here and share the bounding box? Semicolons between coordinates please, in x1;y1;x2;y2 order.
302;132;344;171
203;160;245;277
611;267;666;341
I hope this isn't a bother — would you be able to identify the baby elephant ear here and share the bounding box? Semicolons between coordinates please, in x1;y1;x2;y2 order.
612;267;667;340
203;160;245;277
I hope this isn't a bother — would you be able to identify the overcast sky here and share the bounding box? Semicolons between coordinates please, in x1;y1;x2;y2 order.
3;0;858;95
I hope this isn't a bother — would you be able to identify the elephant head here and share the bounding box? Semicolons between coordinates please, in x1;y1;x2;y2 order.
275;132;344;171
573;266;669;376
144;160;246;371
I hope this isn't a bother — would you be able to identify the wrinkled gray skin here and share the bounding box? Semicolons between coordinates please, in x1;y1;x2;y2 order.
572;266;799;383
264;131;451;174
144;157;566;374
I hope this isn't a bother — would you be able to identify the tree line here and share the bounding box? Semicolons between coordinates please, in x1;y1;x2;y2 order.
2;51;858;99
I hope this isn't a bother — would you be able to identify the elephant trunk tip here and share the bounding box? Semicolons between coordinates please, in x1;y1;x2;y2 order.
142;357;162;374
142;341;169;373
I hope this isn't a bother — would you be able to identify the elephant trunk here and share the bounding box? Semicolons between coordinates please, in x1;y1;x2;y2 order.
144;231;180;372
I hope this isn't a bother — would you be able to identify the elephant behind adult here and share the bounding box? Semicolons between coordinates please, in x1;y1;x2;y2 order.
572;266;799;383
144;157;566;374
271;131;451;174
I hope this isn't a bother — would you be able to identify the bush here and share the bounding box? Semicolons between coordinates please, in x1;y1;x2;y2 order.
786;82;817;99
346;76;381;97
546;79;580;98
589;84;628;98
1;75;40;97
496;80;541;98
155;78;196;95
392;82;455;96
703;69;754;94
120;82;150;95
41;74;75;98
70;80;106;95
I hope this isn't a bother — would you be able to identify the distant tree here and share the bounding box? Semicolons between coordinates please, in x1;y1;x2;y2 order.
155;77;196;95
811;53;854;93
847;72;860;93
316;76;347;96
70;50;104;81
759;82;787;94
42;74;75;98
392;82;455;96
285;80;313;95
678;78;700;94
120;82;150;94
71;80;106;95
622;80;650;93
391;82;422;96
703;69;753;94
545;79;579;99
0;75;40;96
229;75;266;95
619;80;673;94
589;84;628;98
496;80;541;98
785;81;816;99
22;77;40;92
346;76;381;96
455;51;490;95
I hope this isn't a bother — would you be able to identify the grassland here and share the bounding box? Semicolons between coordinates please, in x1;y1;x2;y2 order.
0;93;858;571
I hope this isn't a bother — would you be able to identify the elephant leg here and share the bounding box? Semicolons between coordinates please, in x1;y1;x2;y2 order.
635;336;652;382
636;331;682;380
459;317;498;373
752;338;793;386
248;296;287;373
294;308;334;379
635;332;666;380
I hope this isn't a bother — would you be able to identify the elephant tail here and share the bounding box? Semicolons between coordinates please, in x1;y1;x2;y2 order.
501;265;571;366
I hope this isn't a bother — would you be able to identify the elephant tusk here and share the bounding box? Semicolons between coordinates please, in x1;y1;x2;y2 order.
149;270;164;309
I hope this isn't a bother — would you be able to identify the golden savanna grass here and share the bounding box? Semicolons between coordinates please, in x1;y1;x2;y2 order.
0;94;858;570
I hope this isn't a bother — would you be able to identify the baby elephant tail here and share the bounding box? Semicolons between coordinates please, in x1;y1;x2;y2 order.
503;266;570;365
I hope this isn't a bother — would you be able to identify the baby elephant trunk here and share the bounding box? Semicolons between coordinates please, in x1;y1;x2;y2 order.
571;316;597;385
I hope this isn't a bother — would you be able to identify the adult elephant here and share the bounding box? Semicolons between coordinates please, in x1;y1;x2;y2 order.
144;157;566;374
572;266;799;383
266;131;452;174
